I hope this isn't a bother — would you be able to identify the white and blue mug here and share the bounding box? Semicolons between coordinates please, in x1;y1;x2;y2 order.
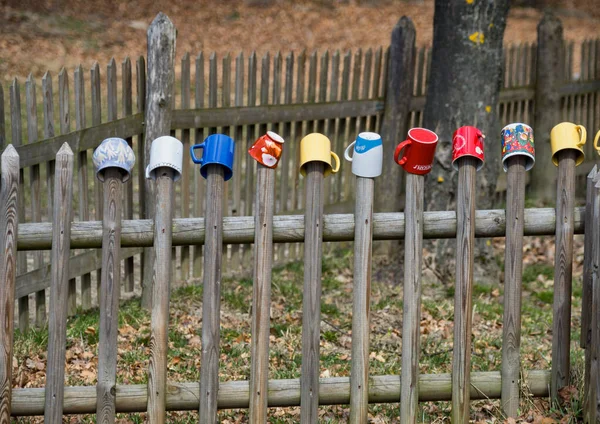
344;132;383;178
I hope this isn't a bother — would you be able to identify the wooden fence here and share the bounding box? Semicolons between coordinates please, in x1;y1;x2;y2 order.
1;105;600;421
1;13;599;327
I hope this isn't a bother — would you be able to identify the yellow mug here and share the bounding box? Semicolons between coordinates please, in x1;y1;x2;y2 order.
594;130;600;157
299;133;340;177
550;122;586;166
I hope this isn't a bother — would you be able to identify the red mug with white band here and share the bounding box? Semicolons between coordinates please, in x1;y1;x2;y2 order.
452;126;485;170
394;128;439;175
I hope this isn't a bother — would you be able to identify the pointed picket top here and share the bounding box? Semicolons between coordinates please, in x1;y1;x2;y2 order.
2;143;19;160
11;77;18;89
56;141;74;158
148;12;174;37
26;73;34;85
58;67;67;80
209;51;217;62
588;164;598;179
196;51;204;63
182;52;190;65
42;70;52;84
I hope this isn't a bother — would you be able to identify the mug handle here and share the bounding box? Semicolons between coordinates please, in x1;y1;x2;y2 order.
145;165;151;179
594;130;600;156
330;152;340;173
344;141;356;162
190;143;205;164
576;125;587;147
394;139;412;165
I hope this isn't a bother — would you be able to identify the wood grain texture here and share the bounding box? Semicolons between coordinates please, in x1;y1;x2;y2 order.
551;149;577;402
10;78;29;333
531;14;564;201
249;165;275;423
300;161;326;424
14;207;585;251
44;143;74;423
0;146;20;424
582;165;598;349
400;173;424;424
122;57;135;292
25;74;46;327
142;12;176;310
452;156;477;424
96;170;123;423
192;52;205;278
500;156;527;418
9;371;553;416
147;168;175;424
584;172;600;423
180;53;191;282
74;65;93;311
376;17;415;214
349;177;374;424
199;164;225;424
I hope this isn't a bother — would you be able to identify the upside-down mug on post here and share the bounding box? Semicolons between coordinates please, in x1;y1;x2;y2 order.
248;131;285;168
145;135;184;181
393;127;439;175
344;132;383;178
501;123;535;172
452;126;485;170
190;133;236;181
550;122;586;166
92;137;136;182
299;133;340;177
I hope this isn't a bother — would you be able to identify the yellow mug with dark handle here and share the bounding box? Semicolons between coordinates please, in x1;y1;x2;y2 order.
550;122;586;166
299;133;340;177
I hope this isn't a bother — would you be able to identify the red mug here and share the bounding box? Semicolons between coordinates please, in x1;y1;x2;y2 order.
393;128;439;175
248;131;285;168
452;126;485;170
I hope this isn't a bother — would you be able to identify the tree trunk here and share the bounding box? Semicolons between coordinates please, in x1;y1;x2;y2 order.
423;0;510;283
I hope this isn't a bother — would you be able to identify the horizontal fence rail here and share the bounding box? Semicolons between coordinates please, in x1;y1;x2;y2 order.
10;371;551;416
14;207;585;250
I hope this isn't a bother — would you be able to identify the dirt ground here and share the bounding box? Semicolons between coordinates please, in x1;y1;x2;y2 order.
1;0;600;83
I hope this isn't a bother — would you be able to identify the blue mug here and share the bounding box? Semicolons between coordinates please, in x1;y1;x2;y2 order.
190;134;236;181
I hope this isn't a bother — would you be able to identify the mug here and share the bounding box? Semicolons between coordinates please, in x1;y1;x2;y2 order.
190;133;236;181
145;136;183;181
452;126;485;170
393;127;438;175
344;132;383;178
500;123;535;172
248;131;285;168
93;137;136;183
550;122;586;166
299;133;340;177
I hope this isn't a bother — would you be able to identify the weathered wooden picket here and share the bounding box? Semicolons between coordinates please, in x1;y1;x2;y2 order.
2;10;600;423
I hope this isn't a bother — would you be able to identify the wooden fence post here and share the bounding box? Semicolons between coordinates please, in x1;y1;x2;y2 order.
249;164;275;423
452;156;478;424
199;164;225;424
551;149;577;402
375;17;415;215
300;161;326;424
44;143;74;422
142;12;176;309
148;167;176;424
501;156;528;417
584;170;600;423
96;168;124;423
349;176;375;423
0;145;19;424
400;173;424;424
582;165;598;352
531;14;564;202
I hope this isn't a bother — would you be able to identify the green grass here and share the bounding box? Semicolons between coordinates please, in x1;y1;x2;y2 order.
12;248;586;423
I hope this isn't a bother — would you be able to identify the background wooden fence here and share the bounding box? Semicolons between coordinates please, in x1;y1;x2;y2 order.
0;15;599;331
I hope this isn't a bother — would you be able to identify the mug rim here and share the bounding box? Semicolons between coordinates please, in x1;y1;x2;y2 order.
408;127;438;144
266;130;285;143
502;150;535;172
357;131;382;141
